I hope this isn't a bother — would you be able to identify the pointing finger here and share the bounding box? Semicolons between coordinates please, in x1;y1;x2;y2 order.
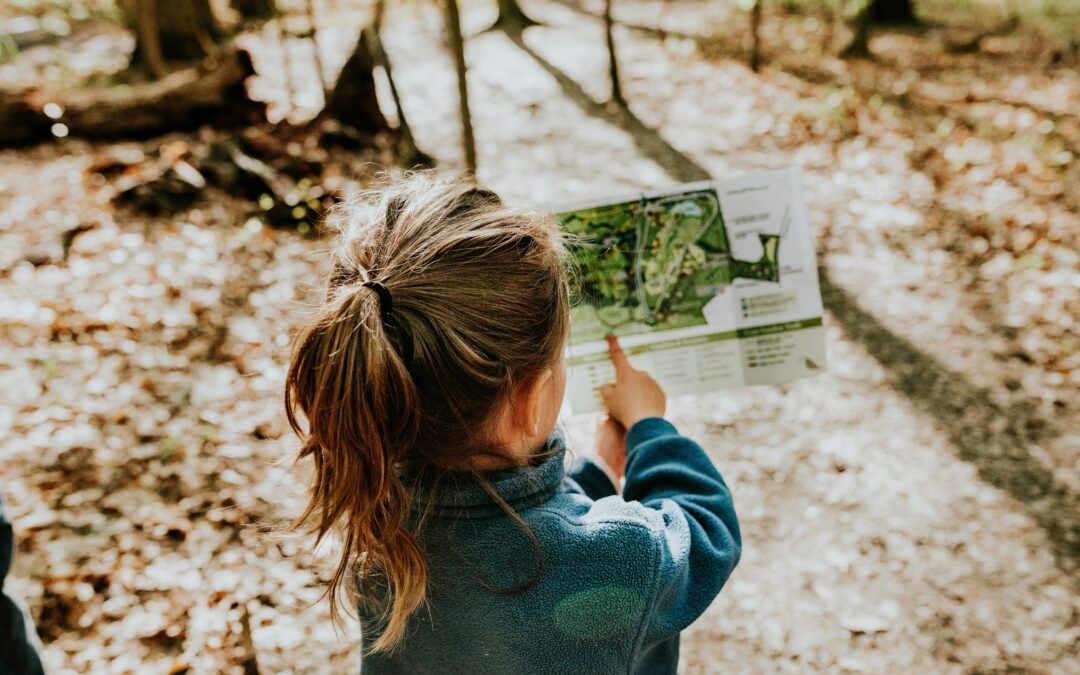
606;335;632;376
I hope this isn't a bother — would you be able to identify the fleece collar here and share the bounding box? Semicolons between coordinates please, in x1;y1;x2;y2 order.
409;431;568;519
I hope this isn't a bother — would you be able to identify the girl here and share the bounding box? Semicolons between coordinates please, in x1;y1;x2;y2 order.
285;174;740;674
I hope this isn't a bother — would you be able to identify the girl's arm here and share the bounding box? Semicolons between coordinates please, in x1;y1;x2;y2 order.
598;337;740;645
566;455;619;499
622;418;741;645
566;415;625;499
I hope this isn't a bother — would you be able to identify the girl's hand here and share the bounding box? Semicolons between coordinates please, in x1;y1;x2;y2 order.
599;335;666;429
595;416;627;484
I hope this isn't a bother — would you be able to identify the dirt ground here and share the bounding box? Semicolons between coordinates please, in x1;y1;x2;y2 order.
1;0;1078;673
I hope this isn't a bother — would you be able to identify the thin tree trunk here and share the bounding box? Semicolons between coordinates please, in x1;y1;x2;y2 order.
750;0;763;71
168;0;219;57
842;1;872;58
371;0;433;166
123;0;221;68
443;0;477;174
604;0;625;106
134;0;168;78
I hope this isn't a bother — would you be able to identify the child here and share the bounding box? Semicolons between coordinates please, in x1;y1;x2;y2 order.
285;174;741;674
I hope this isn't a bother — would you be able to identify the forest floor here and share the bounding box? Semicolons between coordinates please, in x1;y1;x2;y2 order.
1;0;1078;673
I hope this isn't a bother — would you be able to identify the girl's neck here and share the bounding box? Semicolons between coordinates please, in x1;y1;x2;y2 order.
468;454;525;471
465;437;549;472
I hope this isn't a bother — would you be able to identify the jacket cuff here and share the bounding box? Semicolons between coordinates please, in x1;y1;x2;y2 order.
625;417;679;453
588;454;621;493
568;455;619;499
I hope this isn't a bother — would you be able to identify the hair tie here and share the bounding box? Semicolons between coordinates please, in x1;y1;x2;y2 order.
363;280;393;317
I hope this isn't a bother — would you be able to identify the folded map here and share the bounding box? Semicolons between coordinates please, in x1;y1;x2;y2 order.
558;167;826;414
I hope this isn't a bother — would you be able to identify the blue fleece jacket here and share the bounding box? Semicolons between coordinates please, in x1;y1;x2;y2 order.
358;418;741;674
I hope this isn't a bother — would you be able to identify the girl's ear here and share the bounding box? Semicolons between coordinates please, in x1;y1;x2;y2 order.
521;368;554;439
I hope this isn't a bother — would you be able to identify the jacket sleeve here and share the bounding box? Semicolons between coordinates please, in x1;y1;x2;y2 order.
622;418;741;646
566;455;618;500
0;493;46;675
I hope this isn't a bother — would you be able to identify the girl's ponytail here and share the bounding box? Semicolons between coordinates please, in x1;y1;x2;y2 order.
286;280;425;652
285;173;570;653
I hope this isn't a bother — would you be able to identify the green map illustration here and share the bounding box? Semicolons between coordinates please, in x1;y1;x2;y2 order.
559;188;781;344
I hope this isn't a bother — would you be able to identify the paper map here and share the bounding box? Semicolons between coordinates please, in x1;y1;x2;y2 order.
558;168;826;414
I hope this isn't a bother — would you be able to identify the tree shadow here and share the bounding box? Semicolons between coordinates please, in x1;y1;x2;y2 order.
819;265;1078;578
503;31;713;184
503;30;1080;580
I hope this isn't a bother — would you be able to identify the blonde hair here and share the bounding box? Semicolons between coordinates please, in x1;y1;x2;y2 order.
285;173;570;653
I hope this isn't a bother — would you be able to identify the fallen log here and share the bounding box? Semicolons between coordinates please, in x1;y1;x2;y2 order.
16;28;402;230
0;91;52;143
0;46;264;147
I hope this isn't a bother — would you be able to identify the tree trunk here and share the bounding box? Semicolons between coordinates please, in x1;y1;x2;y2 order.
443;0;477;173
134;0;168;78
749;0;763;72
0;47;263;146
490;0;539;35
123;0;222;69
842;1;872;58
231;0;277;21
604;0;625;106
371;0;433;167
321;31;389;136
868;0;918;25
